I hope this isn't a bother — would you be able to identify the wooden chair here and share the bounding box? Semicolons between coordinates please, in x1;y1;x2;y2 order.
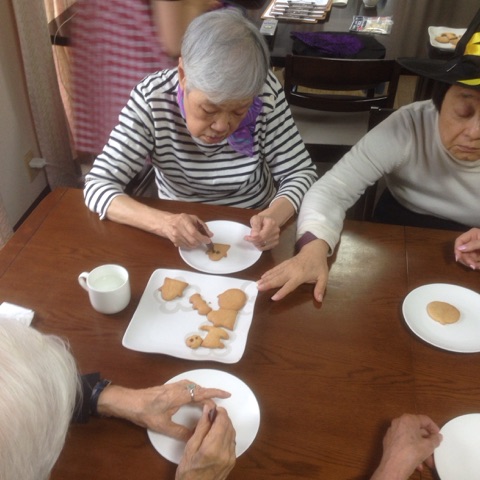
283;54;400;220
284;54;401;169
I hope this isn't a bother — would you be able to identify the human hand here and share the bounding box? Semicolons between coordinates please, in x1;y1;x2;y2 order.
257;239;329;302
371;414;442;480
244;213;280;251
175;405;236;480
97;380;231;441
161;214;213;249
454;228;480;270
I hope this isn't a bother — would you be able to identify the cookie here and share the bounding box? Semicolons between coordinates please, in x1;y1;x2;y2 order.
159;277;189;301
427;301;460;325
206;243;230;261
435;34;450;43
185;334;203;349
207;309;238;330
199;325;229;348
189;293;212;315
444;32;458;40
218;288;247;310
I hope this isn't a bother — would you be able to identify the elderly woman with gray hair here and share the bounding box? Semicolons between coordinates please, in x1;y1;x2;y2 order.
84;8;316;252
0;318;235;480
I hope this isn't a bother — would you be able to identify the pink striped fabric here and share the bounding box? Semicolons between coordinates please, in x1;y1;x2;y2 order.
71;0;175;154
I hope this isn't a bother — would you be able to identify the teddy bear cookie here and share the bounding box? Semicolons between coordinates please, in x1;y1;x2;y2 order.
159;277;189;301
189;293;212;315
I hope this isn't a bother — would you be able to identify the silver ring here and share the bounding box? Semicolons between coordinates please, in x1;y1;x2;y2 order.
187;383;196;402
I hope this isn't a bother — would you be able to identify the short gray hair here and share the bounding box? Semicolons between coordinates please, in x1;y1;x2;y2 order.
181;8;270;104
0;319;79;480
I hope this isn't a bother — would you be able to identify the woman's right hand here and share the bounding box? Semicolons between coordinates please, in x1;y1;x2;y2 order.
176;405;236;480
257;239;330;302
161;213;213;248
454;228;480;270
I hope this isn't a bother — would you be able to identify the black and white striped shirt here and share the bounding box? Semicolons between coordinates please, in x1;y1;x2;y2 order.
84;69;317;218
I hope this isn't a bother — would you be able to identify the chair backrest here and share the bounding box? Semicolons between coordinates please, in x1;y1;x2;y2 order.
284;55;402;112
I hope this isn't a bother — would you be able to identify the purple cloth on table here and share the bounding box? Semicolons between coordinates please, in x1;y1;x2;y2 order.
291;32;364;57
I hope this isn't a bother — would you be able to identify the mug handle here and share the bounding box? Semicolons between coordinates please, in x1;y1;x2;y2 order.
78;272;90;292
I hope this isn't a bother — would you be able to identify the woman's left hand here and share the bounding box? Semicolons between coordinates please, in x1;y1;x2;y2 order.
97;380;231;441
244;214;280;250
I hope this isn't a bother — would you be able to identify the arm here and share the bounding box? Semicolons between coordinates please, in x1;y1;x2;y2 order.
97;379;231;441
371;414;442;480
454;228;480;270
105;195;213;248
151;0;221;58
244;73;317;249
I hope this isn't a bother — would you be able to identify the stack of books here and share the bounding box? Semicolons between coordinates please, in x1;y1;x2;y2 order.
261;0;332;23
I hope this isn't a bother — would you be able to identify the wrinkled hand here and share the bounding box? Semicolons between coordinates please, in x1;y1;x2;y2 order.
161;214;213;249
371;414;442;480
454;228;480;270
98;380;230;441
244;214;280;251
176;405;236;480
257;239;329;302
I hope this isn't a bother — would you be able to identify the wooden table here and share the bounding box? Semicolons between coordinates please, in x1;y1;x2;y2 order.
1;188;479;480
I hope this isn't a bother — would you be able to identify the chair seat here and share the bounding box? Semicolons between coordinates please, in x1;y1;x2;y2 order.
290;106;369;145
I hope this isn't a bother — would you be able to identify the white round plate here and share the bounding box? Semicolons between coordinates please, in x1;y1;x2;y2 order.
435;413;480;479
402;283;480;353
428;26;466;50
179;220;262;274
147;369;260;464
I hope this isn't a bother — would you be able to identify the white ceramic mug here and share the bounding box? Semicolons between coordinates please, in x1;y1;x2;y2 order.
78;264;131;314
363;0;380;6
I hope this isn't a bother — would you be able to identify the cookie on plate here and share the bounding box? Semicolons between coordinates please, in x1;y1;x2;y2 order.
159;277;189;301
427;301;460;325
206;243;230;261
185;334;203;349
199;325;229;348
189;293;212;315
207;309;238;330
218;288;247;310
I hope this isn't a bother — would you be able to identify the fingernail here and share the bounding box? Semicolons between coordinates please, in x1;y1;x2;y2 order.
455;254;459;262
208;407;217;423
458;245;467;251
470;264;476;270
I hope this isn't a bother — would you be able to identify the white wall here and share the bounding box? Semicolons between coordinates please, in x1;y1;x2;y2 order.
0;0;48;228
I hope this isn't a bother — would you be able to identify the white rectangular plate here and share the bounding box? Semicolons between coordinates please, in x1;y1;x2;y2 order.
122;269;258;363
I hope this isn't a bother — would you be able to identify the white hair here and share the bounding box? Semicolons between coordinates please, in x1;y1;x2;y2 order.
181;8;270;104
0;319;79;480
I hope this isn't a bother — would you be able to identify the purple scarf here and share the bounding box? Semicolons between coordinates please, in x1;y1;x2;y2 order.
177;85;262;157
